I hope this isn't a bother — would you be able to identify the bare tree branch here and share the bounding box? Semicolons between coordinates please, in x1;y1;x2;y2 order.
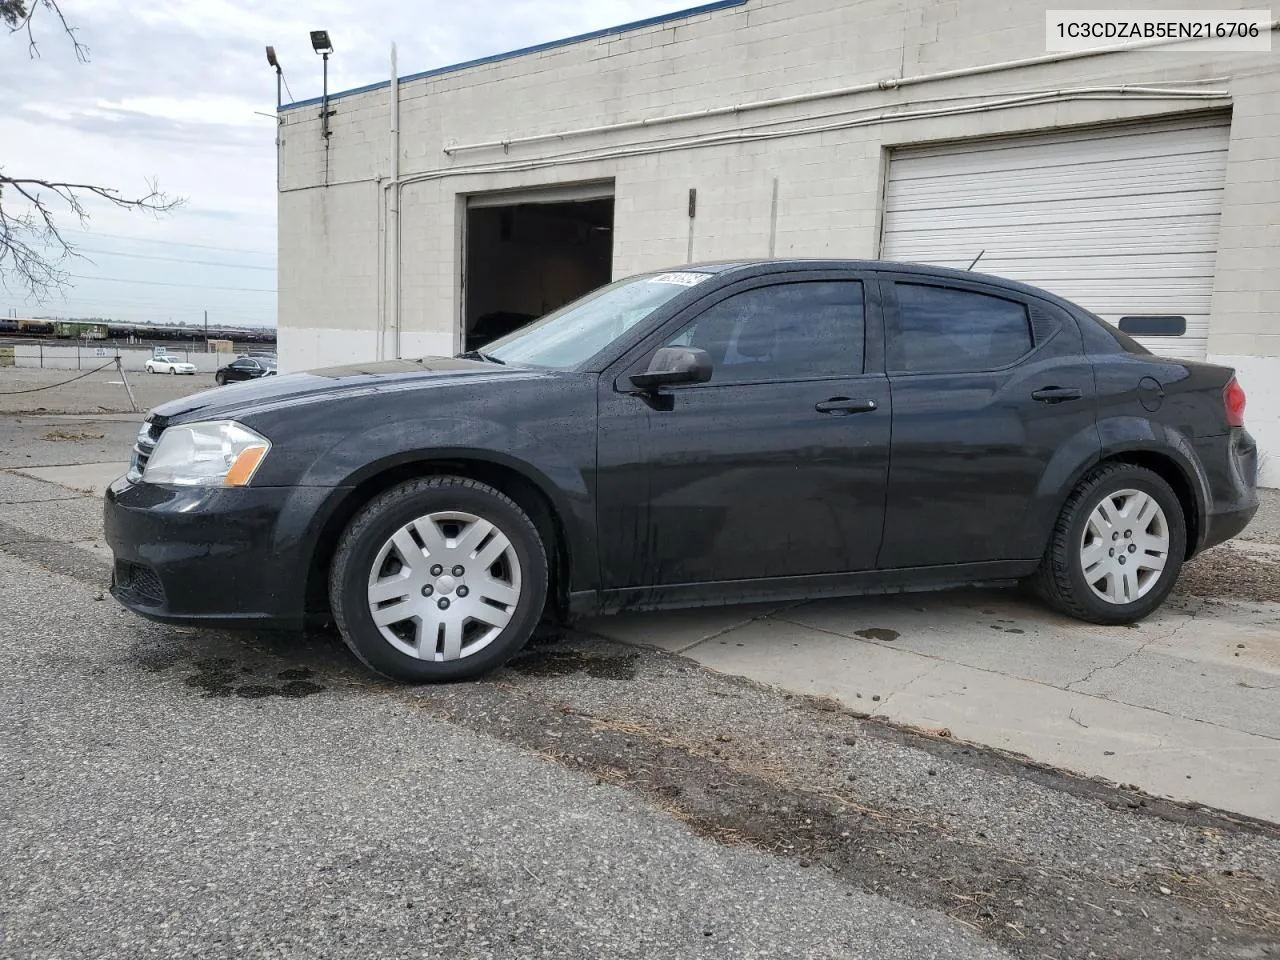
2;0;89;62
0;174;185;298
2;4;185;300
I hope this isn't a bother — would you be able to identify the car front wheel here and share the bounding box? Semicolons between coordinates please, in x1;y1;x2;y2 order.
1034;463;1186;625
329;476;548;682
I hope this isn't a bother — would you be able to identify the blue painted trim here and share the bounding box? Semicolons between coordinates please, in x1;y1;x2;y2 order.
279;0;748;112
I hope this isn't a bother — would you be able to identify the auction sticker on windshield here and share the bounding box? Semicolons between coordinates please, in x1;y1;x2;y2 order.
648;272;709;286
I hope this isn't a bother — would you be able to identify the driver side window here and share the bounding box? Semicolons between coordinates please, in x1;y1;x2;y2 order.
664;281;865;384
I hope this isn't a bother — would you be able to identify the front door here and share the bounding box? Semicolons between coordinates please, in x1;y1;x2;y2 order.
595;273;891;592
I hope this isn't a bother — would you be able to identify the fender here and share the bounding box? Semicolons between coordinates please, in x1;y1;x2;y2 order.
1013;415;1209;560
265;414;599;618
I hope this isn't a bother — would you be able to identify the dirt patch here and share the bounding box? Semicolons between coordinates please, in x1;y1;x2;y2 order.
506;647;638;680
1177;546;1280;604
39;430;104;442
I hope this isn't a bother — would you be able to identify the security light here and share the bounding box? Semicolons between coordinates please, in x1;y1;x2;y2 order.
265;45;279;68
310;30;335;139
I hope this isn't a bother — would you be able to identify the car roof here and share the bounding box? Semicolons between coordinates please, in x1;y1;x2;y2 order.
664;259;1077;309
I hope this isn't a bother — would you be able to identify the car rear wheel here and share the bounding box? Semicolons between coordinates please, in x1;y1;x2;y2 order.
1033;463;1185;625
215;372;225;385
169;367;176;375
329;476;548;682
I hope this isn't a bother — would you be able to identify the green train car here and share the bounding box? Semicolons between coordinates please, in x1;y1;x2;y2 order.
53;321;108;340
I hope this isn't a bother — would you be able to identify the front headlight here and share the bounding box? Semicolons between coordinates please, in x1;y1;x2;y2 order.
142;420;271;487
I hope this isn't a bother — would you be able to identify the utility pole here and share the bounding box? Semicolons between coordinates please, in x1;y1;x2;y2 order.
204;309;208;351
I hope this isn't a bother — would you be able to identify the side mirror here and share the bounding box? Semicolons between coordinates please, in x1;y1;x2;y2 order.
629;346;713;391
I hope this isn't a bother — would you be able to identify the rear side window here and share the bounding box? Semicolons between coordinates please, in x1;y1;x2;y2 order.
888;283;1033;374
1082;308;1151;355
666;280;865;383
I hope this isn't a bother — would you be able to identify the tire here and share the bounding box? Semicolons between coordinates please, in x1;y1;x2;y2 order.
215;373;225;386
328;476;548;682
1033;463;1186;625
169;367;176;376
145;365;154;375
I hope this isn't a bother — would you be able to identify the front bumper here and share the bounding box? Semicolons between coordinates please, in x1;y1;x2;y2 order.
104;477;309;628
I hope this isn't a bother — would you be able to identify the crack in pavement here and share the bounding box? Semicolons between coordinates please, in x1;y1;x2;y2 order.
874;662;941;711
655;600;810;655
1065;610;1201;691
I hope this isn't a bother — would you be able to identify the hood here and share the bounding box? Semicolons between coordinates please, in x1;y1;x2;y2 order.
150;356;537;425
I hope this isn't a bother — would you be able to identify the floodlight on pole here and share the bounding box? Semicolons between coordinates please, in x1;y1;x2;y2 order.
265;45;282;108
311;30;334;140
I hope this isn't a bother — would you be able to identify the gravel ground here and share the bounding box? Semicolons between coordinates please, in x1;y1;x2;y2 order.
1178;541;1280;603
1242;488;1280;543
1;456;1278;959
0;550;1008;960
1171;488;1280;603
0;365;214;414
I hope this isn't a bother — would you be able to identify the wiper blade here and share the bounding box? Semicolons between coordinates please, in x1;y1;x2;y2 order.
458;349;505;365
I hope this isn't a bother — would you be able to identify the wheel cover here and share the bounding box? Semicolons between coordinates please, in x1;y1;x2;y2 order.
1080;488;1170;605
366;510;523;661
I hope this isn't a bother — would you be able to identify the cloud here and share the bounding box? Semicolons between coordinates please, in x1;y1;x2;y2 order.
0;0;691;323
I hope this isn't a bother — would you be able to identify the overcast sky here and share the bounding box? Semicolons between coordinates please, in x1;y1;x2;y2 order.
0;0;688;326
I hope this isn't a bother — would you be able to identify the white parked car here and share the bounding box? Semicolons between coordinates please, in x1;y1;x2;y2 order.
145;354;197;376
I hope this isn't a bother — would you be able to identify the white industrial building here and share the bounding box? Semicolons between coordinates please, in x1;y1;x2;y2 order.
276;0;1280;480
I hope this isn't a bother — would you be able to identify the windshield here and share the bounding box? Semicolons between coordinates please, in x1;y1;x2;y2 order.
482;272;711;370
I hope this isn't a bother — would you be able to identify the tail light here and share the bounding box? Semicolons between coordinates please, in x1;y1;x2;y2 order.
1224;376;1246;428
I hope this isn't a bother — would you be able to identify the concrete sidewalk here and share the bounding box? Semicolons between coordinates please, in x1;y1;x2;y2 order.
14;461;128;496
585;579;1280;821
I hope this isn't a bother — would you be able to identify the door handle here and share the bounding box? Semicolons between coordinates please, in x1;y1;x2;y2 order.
815;397;878;415
1031;386;1083;404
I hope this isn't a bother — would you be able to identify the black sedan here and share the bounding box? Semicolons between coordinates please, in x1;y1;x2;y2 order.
214;355;276;385
105;260;1258;682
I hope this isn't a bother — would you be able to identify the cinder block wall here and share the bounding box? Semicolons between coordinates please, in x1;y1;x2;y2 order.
278;0;1280;478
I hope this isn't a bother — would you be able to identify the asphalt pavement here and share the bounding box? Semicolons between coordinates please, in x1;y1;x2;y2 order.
3;554;1022;960
2;400;1279;959
0;365;215;415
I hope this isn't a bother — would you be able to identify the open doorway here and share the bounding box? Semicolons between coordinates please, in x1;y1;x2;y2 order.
463;185;614;350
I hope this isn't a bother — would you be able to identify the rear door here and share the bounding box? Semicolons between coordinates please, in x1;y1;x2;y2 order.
877;274;1098;568
595;271;891;590
226;359;255;381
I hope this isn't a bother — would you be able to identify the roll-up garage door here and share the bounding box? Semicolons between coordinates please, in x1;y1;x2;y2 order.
880;116;1231;359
